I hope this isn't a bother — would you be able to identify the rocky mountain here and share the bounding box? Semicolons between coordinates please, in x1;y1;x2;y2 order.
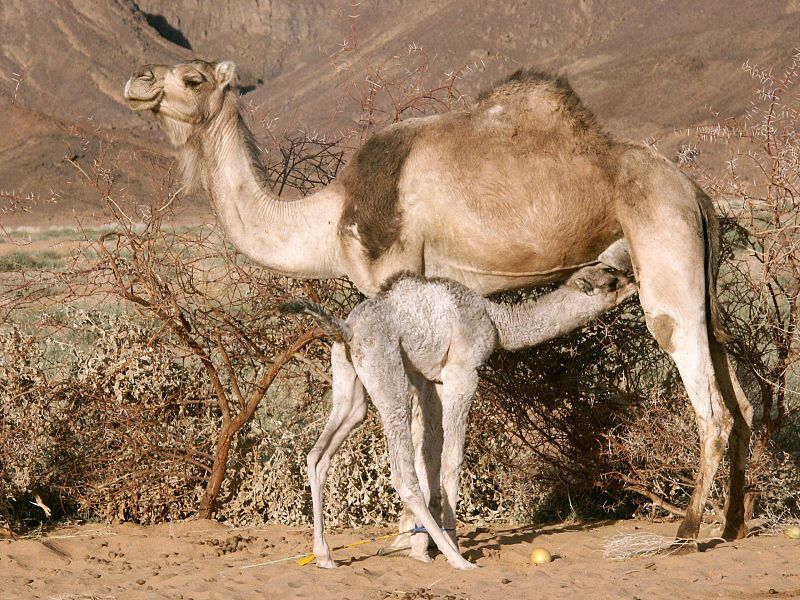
1;0;798;224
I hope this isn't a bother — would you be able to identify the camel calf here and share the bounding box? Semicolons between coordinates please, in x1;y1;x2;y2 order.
281;264;636;570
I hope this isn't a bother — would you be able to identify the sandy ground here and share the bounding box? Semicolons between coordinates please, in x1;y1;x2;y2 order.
0;520;797;600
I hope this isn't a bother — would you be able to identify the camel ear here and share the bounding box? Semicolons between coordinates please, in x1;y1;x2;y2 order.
215;61;237;89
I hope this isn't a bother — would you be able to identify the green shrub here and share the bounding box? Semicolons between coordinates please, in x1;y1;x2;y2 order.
0;250;63;272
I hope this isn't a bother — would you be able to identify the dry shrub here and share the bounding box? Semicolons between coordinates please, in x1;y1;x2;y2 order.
475;294;652;520
218;389;525;528
0;326;61;522
0;305;525;529
0;310;213;524
328;35;468;141
603;391;722;521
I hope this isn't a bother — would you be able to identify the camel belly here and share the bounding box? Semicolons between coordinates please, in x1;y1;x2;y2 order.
400;135;623;295
422;234;619;295
415;192;622;295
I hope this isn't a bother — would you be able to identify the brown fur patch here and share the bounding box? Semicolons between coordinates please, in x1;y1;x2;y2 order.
647;313;676;353
338;124;419;261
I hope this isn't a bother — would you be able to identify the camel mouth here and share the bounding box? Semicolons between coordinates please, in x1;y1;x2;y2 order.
127;96;162;111
125;86;164;111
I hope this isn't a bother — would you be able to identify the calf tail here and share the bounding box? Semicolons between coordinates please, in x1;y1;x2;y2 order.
279;299;353;344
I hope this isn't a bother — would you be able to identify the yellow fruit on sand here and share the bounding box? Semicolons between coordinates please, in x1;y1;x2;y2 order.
785;525;800;539
530;547;553;564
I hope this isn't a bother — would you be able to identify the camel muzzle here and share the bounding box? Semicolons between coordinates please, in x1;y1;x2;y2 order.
124;65;168;110
124;79;163;111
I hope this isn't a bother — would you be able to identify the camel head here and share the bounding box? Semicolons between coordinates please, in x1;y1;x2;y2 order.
124;59;237;146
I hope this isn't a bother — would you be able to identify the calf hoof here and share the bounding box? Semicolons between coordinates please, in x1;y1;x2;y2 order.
450;556;478;570
388;532;413;552
409;551;433;564
316;556;339;569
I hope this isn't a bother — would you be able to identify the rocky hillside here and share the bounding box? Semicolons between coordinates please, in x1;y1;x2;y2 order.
1;0;798;224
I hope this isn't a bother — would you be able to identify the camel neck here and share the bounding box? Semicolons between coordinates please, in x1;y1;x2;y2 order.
192;99;344;279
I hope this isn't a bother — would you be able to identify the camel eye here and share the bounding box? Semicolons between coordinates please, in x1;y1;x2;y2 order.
183;76;204;88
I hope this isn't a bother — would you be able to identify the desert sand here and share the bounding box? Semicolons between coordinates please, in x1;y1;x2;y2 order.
1;520;797;600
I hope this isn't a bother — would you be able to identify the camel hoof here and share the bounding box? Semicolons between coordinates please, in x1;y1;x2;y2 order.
676;521;700;541
316;557;339;569
722;522;749;541
668;540;699;556
409;551;433;564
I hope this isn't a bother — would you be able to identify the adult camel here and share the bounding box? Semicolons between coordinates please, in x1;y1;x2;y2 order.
124;59;753;554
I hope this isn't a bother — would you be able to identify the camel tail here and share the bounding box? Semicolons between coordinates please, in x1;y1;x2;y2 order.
279;299;353;344
698;191;734;345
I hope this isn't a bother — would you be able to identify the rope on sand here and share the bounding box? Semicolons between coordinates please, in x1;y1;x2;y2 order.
240;552;319;569
240;525;448;569
295;527;433;566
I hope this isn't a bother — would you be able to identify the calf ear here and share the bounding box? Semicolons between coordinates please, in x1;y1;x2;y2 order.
214;61;237;89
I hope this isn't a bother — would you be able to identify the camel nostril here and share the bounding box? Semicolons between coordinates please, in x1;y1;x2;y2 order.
134;66;156;81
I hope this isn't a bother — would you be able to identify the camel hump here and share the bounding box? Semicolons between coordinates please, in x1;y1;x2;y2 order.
477;68;572;101
477;68;608;140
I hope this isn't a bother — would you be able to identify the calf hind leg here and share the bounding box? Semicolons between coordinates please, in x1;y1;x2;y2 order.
307;343;368;568
404;376;443;562
439;367;480;549
356;354;476;570
380;402;476;570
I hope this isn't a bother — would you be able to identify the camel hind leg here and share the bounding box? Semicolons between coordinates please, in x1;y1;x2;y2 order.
699;194;754;539
711;339;753;539
620;176;751;540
